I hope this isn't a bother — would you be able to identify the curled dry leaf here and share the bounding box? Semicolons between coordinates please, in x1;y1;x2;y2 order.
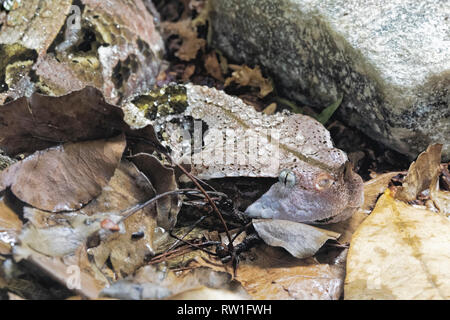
131;153;180;230
396;144;442;202
252;219;340;259
224;64;273;98
345;190;450;299
204;51;224;81
162;19;206;61
0;135;126;212
395;144;449;215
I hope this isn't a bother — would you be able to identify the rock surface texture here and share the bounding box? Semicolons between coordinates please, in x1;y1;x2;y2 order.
210;0;450;160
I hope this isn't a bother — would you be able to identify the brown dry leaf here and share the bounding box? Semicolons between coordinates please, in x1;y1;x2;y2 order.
225;65;273;98
252;219;340;259
263;103;277;115
182;64;196;81
204;51;224;81
0;135;126;212
0;86;162;157
345;190;450;299
14;161;155;259
396;144;449;215
0;196;22;255
396;144;442;201
84;161;158;278
195;244;346;300
13;161;158;293
22;250;104;299
162;19;206;61
131;153;180;230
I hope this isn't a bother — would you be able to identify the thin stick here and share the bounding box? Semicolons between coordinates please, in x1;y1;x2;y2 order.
119;188;202;222
172;160;234;249
164;215;207;254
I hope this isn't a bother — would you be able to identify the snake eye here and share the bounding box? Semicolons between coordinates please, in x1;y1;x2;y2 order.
279;169;296;188
315;173;334;190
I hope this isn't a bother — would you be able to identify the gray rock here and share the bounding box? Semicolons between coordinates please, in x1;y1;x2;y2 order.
210;0;450;160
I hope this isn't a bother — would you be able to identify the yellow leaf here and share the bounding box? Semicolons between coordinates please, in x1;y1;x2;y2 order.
345;190;450;299
225;65;273;98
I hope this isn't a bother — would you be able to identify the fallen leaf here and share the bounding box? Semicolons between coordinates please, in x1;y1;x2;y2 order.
195;244;346;300
324;171;403;243
0;135;126;212
182;64;196;81
131;153;180;230
262;103;277;115
225;65;273;98
162;19;206;61
345;190;450;299
396;144;442;202
0;86;162;157
252;219;340;259
204;51;224;81
22;251;104;299
14;161;156;259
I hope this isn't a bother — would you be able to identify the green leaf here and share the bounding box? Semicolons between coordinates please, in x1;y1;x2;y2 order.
315;94;343;124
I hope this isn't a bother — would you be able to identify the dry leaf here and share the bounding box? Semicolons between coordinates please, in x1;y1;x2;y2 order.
131;153;180;230
182;64;196;81
252;219;340;259
324;171;403;243
225;65;273;98
195;244;346;300
263;103;277;115
0;86;162;157
345;190;450;299
162;20;206;61
13;161;158;292
22;251;104;299
204;51;224;81
396;144;442;202
0;135;126;212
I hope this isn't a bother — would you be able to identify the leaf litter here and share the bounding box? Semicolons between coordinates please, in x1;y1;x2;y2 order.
345;144;450;299
0;0;449;301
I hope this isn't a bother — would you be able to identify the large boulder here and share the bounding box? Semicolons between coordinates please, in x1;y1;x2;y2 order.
209;0;450;160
